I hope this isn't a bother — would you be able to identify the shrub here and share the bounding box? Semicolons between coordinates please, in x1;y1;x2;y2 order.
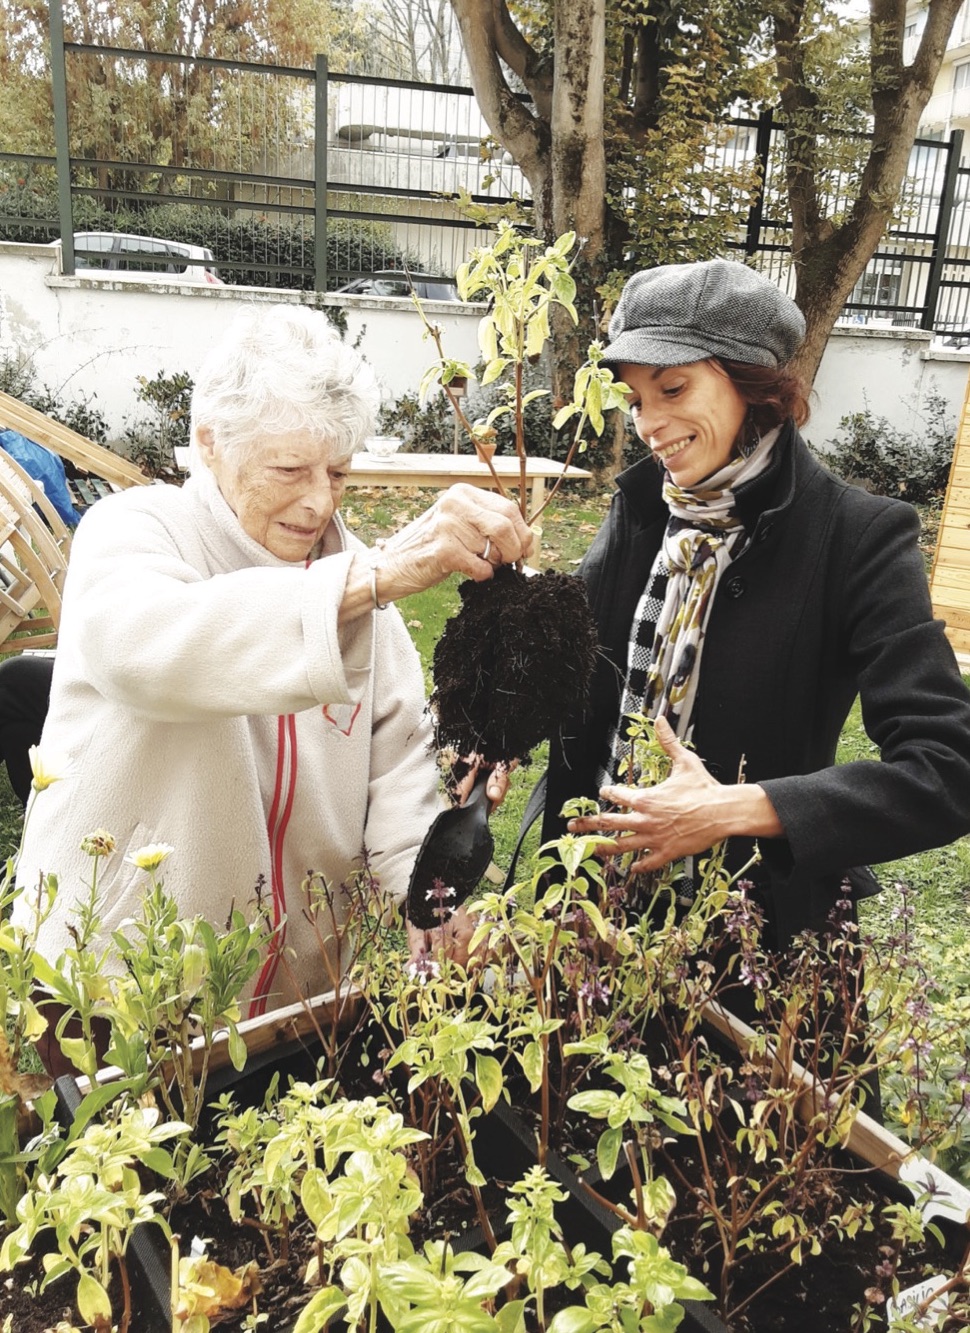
377;391;455;453
121;370;193;476
0;173;425;292
0;353;109;443
821;390;955;504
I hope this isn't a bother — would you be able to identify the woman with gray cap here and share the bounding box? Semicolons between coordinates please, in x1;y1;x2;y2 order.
554;258;970;953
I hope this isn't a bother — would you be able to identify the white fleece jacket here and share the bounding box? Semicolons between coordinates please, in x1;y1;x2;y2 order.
14;466;441;1013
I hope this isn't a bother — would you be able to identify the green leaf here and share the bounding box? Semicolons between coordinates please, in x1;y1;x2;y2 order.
481;357;508;387
76;1271;112;1325
465;1160;487;1189
495;1299;529;1333
478;315;499;363
525;304;551;358
57;1037;94;1076
547;1308;598;1333
596;1126;623;1181
293;1285;347;1333
474;1053;504;1113
227;1023;247;1072
552;404;579;431
586;378;604;436
568;1090;616;1120
520;1041;544;1094
418;364;441;403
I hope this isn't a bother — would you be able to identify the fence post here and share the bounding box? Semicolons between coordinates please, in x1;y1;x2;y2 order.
314;55;329;293
744;107;774;259
48;0;74;274
922;128;964;331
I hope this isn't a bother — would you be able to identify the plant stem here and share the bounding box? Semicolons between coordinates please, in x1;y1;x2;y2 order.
118;1254;132;1333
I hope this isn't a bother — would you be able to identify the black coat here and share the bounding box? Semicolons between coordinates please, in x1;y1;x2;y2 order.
542;422;970;946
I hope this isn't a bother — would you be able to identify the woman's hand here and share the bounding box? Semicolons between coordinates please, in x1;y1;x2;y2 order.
343;485;534;621
454;753;514;809
566;716;783;872
381;484;534;590
406;904;476;967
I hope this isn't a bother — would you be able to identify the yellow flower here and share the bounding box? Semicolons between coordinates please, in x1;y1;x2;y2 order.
125;843;175;871
28;745;66;792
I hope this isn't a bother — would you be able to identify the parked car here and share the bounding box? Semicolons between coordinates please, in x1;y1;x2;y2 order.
49;232;224;285
334;271;460;301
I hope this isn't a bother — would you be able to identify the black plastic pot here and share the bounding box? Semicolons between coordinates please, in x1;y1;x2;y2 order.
451;1090;729;1333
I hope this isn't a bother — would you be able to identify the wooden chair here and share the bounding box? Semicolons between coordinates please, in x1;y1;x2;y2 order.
0;448;73;654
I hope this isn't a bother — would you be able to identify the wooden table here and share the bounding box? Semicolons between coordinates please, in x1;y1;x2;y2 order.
350;451;592;513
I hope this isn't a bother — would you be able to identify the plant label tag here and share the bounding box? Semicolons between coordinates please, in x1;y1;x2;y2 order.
885;1274;949;1328
899;1157;970;1225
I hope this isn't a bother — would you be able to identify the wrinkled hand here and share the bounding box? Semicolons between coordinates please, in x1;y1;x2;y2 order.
406;903;476;968
454;753;515;810
376;484;533;600
566;716;725;873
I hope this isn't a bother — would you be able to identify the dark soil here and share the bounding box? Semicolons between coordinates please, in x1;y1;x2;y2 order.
431;565;598;764
634;1140;968;1332
498;1018;970;1333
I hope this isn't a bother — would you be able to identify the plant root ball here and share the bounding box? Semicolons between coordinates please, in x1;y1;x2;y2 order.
430;565;598;764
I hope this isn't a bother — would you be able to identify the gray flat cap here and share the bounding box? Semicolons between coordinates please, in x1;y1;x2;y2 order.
602;259;805;369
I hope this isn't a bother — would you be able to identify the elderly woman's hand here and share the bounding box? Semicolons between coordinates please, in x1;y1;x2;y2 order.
382;484;533;590
566;716;783;871
453;753;514;809
406;903;477;968
341;485;534;621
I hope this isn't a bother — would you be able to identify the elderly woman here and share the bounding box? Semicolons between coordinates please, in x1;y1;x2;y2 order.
551;259;970;955
14;304;532;1023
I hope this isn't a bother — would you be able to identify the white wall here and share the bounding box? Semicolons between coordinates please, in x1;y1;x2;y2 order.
808;325;970;449
0;242;482;438
1;240;968;453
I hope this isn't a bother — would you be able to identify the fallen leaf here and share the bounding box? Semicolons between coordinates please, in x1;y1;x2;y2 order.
406;619;424;628
176;1258;261;1319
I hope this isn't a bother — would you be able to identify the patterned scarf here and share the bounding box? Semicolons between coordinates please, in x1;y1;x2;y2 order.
602;426;779;787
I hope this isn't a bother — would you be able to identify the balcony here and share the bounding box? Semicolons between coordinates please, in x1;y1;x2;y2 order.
920;82;970;129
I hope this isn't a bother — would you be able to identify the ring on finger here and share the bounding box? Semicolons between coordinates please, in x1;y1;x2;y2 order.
481;536;492;562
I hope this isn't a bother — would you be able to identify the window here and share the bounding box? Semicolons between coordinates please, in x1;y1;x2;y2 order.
115;237;180;274
73;233;114;270
955;59;970;90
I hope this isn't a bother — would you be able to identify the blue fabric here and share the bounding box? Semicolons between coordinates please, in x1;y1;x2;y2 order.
0;429;80;527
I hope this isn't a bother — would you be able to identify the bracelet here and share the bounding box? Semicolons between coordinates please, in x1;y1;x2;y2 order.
369;562;389;610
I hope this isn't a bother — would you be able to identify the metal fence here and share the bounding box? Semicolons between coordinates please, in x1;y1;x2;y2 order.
17;0;529;289
712;108;970;339
5;2;970;333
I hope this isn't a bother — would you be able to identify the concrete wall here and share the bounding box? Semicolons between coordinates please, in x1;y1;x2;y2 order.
1;240;968;452
0;242;482;439
807;325;970;451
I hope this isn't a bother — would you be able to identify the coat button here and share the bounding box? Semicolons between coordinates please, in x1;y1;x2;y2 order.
726;577;746;598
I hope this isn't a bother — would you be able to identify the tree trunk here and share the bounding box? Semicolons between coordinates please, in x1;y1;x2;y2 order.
450;0;609;446
779;0;965;386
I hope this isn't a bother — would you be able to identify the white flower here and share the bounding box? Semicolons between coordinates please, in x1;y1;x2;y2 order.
125;843;175;871
406;957;441;986
28;745;67;792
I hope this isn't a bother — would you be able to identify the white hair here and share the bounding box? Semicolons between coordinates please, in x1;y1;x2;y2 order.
188;304;379;467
